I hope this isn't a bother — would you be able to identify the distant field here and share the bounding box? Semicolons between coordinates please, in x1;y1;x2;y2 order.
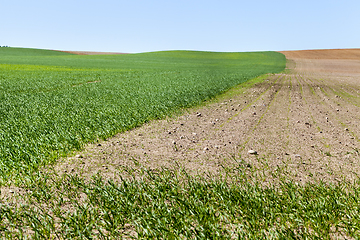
280;48;360;59
0;48;285;182
59;50;127;55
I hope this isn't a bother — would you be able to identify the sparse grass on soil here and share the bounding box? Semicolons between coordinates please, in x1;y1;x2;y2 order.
2;162;360;239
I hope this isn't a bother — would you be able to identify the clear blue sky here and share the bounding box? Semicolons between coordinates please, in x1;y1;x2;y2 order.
1;0;359;53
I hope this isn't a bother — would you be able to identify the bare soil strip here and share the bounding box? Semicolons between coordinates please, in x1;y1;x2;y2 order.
55;50;360;184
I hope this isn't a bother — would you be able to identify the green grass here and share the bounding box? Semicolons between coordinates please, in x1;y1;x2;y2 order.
0;48;284;70
0;47;74;56
2;163;360;239
0;47;285;183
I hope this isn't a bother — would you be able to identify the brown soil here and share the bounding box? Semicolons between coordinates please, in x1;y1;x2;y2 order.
280;48;360;59
59;50;128;55
54;49;360;185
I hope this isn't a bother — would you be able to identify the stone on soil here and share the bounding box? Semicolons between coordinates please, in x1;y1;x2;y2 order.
248;150;257;154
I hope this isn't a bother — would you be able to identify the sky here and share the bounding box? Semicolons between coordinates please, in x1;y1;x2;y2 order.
1;0;359;53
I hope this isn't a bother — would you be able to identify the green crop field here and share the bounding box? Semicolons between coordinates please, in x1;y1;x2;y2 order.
1;48;360;239
0;47;285;183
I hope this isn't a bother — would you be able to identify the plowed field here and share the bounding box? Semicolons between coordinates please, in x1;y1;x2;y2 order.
59;49;360;184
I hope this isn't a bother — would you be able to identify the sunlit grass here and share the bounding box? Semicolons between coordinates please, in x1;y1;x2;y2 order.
2;163;360;239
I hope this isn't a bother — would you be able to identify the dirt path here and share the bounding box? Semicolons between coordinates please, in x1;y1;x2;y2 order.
55;49;360;184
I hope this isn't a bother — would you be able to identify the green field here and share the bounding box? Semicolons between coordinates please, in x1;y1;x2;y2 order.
2;48;360;239
0;47;285;183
